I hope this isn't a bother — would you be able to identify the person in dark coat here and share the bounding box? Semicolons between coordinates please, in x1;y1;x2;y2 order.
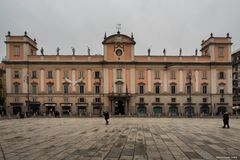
103;111;109;125
222;112;230;128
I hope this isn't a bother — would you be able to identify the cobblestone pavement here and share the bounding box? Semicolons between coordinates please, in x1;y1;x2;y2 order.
0;118;240;160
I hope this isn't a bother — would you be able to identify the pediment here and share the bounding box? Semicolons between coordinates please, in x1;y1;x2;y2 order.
102;34;135;45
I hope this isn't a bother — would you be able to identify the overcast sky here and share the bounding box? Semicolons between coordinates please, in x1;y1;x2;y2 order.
0;0;240;60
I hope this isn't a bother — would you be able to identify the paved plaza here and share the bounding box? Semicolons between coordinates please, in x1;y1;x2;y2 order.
0;118;240;160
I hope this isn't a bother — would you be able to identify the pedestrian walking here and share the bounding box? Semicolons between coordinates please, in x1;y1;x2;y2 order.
103;111;109;125
222;112;230;128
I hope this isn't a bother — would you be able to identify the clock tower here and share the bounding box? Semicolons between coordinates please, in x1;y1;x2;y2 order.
102;32;136;61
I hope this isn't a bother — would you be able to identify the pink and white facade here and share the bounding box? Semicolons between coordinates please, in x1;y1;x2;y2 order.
3;31;233;116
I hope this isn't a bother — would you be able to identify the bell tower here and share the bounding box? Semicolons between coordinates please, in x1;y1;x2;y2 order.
200;33;232;62
5;31;38;61
102;32;136;61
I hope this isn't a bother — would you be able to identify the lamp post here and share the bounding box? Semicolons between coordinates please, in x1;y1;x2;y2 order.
187;72;192;117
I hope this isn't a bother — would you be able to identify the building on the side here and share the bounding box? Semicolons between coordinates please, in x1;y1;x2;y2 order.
0;63;6;115
232;48;240;114
3;31;233;117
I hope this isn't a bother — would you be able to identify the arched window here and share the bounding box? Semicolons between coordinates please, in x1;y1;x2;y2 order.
116;81;123;93
79;83;85;94
170;83;177;94
154;83;161;94
138;83;145;94
47;83;54;94
14;82;20;93
31;83;38;94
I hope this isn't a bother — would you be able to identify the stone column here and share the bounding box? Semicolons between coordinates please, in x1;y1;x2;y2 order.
123;68;126;92
6;68;11;93
22;68;27;93
163;70;167;92
195;70;199;92
113;68;116;93
210;68;217;94
148;69;152;92
227;68;232;94
40;69;44;93
130;68;135;93
56;69;60;92
103;68;109;94
87;69;91;93
179;69;183;92
72;69;76;92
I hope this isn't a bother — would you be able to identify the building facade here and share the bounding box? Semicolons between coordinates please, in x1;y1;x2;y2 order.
232;48;240;114
3;31;233;116
0;63;6;115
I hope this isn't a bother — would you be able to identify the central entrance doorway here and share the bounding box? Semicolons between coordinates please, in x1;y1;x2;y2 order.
115;100;125;115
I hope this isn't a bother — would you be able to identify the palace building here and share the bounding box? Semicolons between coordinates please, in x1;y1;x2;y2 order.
3;31;233;116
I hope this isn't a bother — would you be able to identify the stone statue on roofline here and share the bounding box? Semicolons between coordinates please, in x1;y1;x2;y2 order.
57;47;60;55
40;48;44;56
163;48;166;56
72;47;75;55
88;47;90;56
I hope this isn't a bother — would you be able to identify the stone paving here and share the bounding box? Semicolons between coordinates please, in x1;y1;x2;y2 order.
0;118;240;160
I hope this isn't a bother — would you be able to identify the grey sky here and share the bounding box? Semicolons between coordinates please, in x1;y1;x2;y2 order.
0;0;240;60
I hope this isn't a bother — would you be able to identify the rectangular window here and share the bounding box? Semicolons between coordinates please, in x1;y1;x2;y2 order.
187;97;191;103
95;85;100;94
79;71;85;79
139;85;144;94
78;97;85;103
171;85;176;94
139;98;144;103
79;85;85;94
32;97;37;102
48;97;53;102
202;71;207;79
14;97;19;102
116;69;122;79
218;47;224;57
170;71;176;79
95;71;100;78
155;70;160;79
155;98;160;102
14;46;20;56
219;72;225;79
14;70;20;78
32;71;37;79
95;98;101;103
171;98;176;102
138;71;144;79
48;71;53;79
32;84;37;94
202;85;207;94
203;98;207;102
220;98;225;103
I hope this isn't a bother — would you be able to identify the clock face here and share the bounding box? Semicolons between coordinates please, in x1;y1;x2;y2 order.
115;49;123;56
